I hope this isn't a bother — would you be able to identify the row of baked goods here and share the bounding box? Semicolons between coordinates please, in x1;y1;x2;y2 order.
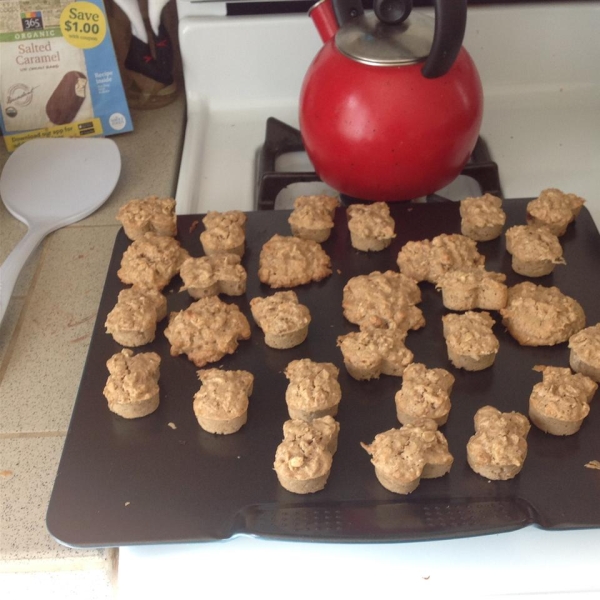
360;404;530;494
459;188;584;241
102;191;598;499
461;189;584;278
101;347;597;493
361;359;598;492
359;188;594;492
113;189;584;286
111;197;347;495
360;403;531;492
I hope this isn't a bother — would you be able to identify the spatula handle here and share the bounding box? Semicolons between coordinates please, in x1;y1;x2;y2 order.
0;227;48;328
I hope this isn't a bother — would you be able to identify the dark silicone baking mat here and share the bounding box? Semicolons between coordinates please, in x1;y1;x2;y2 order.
47;199;600;547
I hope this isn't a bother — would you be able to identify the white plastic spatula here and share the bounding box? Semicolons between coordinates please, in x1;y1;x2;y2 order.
0;138;121;326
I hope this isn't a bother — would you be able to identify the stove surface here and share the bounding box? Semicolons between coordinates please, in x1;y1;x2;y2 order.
114;0;600;593
175;2;600;226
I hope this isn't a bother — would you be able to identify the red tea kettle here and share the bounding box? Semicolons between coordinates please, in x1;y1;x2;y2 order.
299;0;483;201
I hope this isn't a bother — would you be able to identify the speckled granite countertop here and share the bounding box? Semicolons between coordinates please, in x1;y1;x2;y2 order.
0;94;186;597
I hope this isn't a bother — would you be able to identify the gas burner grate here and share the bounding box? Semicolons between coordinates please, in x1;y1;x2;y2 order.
255;117;502;210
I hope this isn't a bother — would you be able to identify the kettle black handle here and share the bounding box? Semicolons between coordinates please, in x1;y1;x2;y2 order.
422;0;467;78
333;0;467;79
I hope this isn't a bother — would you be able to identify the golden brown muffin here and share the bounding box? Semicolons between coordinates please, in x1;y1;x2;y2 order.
337;328;413;380
460;193;506;241
436;267;507;311
193;369;254;434
342;270;424;332
202;210;247;231
282;416;340;456
288;194;340;242
250;291;311;349
529;365;597;436
179;254;247;299
442;311;499;371
258;234;332;288
284;359;341;421
346;202;396;251
569;323;600;382
526;188;585;236
361;419;453;495
394;363;455;426
500;282;585;346
505;225;565;277
274;436;334;494
200;210;247;257
467;406;530;481
118;232;190;291
396;233;485;284
105;286;167;347
164;296;251;367
116;196;177;240
103;349;161;419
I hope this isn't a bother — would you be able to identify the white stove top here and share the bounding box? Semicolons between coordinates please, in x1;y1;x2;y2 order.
119;526;600;598
118;2;600;596
175;2;600;226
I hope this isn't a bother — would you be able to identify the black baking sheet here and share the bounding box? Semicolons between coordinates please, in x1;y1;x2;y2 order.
47;199;600;547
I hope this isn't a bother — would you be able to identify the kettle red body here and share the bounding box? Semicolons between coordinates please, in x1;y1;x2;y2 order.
299;0;484;201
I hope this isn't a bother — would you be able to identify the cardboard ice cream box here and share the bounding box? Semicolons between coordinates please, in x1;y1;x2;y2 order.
0;0;132;151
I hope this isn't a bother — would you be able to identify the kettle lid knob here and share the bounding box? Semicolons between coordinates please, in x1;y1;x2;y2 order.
373;0;412;25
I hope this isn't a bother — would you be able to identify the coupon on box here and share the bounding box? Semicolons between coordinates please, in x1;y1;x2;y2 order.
0;0;133;151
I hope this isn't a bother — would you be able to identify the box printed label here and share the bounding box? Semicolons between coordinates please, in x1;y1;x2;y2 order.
0;0;132;150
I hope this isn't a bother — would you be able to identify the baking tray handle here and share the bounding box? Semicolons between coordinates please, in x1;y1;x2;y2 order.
236;499;534;542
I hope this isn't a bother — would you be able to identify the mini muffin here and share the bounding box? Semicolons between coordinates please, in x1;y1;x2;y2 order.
460;193;506;241
274;436;333;494
116;196;177;240
500;282;585;346
282;416;340;456
569;323;600;382
200;210;247;257
467;406;530;481
288;194;340;242
346;202;396;251
105;286;167;346
436;267;507;311
118;232;190;290
258;234;332;288
180;254;247;299
526;188;585;236
337;328;413;380
395;363;455;426
202;210;247;232
529;365;597;436
396;233;485;285
103;349;161;419
442;311;499;371
250;291;311;349
284;359;341;421
193;369;254;434
361;419;453;495
164;296;251;367
505;225;565;277
342;270;424;332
